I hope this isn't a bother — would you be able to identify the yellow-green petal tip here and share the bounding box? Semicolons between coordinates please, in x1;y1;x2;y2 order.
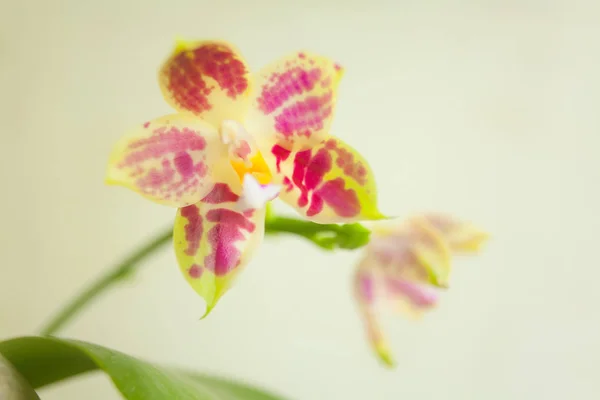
375;342;396;368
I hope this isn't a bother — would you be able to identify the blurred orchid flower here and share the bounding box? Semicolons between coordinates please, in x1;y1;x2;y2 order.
106;39;382;316
354;214;488;366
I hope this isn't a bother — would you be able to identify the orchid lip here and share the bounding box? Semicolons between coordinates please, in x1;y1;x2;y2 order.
221;119;273;186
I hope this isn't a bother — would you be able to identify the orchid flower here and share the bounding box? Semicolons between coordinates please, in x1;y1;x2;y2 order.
354;214;488;367
106;39;383;316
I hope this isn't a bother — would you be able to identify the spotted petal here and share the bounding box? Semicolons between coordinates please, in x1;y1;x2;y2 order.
106;114;229;207
159;40;252;127
264;135;382;223
245;51;343;150
173;176;278;317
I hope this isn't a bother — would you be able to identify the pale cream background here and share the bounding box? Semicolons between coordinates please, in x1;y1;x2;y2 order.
1;0;599;399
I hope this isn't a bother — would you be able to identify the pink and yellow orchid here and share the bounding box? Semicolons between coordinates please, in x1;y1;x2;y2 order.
106;39;382;316
354;214;488;366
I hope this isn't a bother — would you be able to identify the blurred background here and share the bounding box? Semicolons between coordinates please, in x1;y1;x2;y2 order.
1;0;599;399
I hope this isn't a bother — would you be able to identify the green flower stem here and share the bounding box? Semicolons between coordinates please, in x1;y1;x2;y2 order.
265;217;371;250
39;214;370;336
39;229;173;336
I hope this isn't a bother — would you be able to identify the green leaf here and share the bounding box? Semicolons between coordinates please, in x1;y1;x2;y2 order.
0;336;287;400
0;354;40;400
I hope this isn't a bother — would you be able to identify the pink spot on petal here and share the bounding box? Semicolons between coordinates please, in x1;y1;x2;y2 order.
304;148;332;191
315;178;360;217
143;122;150;128
273;92;333;139
257;66;322;115
271;144;291;173
289;147;333;213
292;150;312;207
320;77;332;88
306;192;324;216
195;161;207;178
282;177;294;192
180;204;203;256
188;264;203;279
204;209;256;276
122;127;206;165
327;138;367;185
324;139;337;150
202;183;239;204
174;152;194;177
206;209;255;231
357;165;367;179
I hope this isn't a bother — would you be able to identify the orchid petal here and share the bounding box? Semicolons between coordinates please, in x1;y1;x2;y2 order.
106;114;229;207
421;214;489;253
245;51;343;150
173;178;271;317
264;135;382;223
353;262;395;367
159;39;252;127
